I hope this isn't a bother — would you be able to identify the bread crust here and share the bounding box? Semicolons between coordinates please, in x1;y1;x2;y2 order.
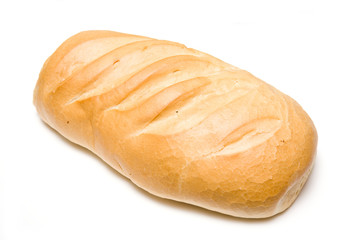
34;30;317;218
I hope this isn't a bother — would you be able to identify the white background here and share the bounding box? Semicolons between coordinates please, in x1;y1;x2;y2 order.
1;0;359;239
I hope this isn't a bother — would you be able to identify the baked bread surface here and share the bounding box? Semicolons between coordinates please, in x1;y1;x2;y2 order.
34;30;317;218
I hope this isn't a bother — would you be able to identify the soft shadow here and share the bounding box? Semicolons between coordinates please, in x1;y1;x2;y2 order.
37;117;315;223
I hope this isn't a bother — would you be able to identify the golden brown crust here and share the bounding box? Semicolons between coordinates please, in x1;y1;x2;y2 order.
33;30;317;218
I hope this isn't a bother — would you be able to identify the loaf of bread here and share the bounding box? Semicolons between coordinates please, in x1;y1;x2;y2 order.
33;30;317;218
